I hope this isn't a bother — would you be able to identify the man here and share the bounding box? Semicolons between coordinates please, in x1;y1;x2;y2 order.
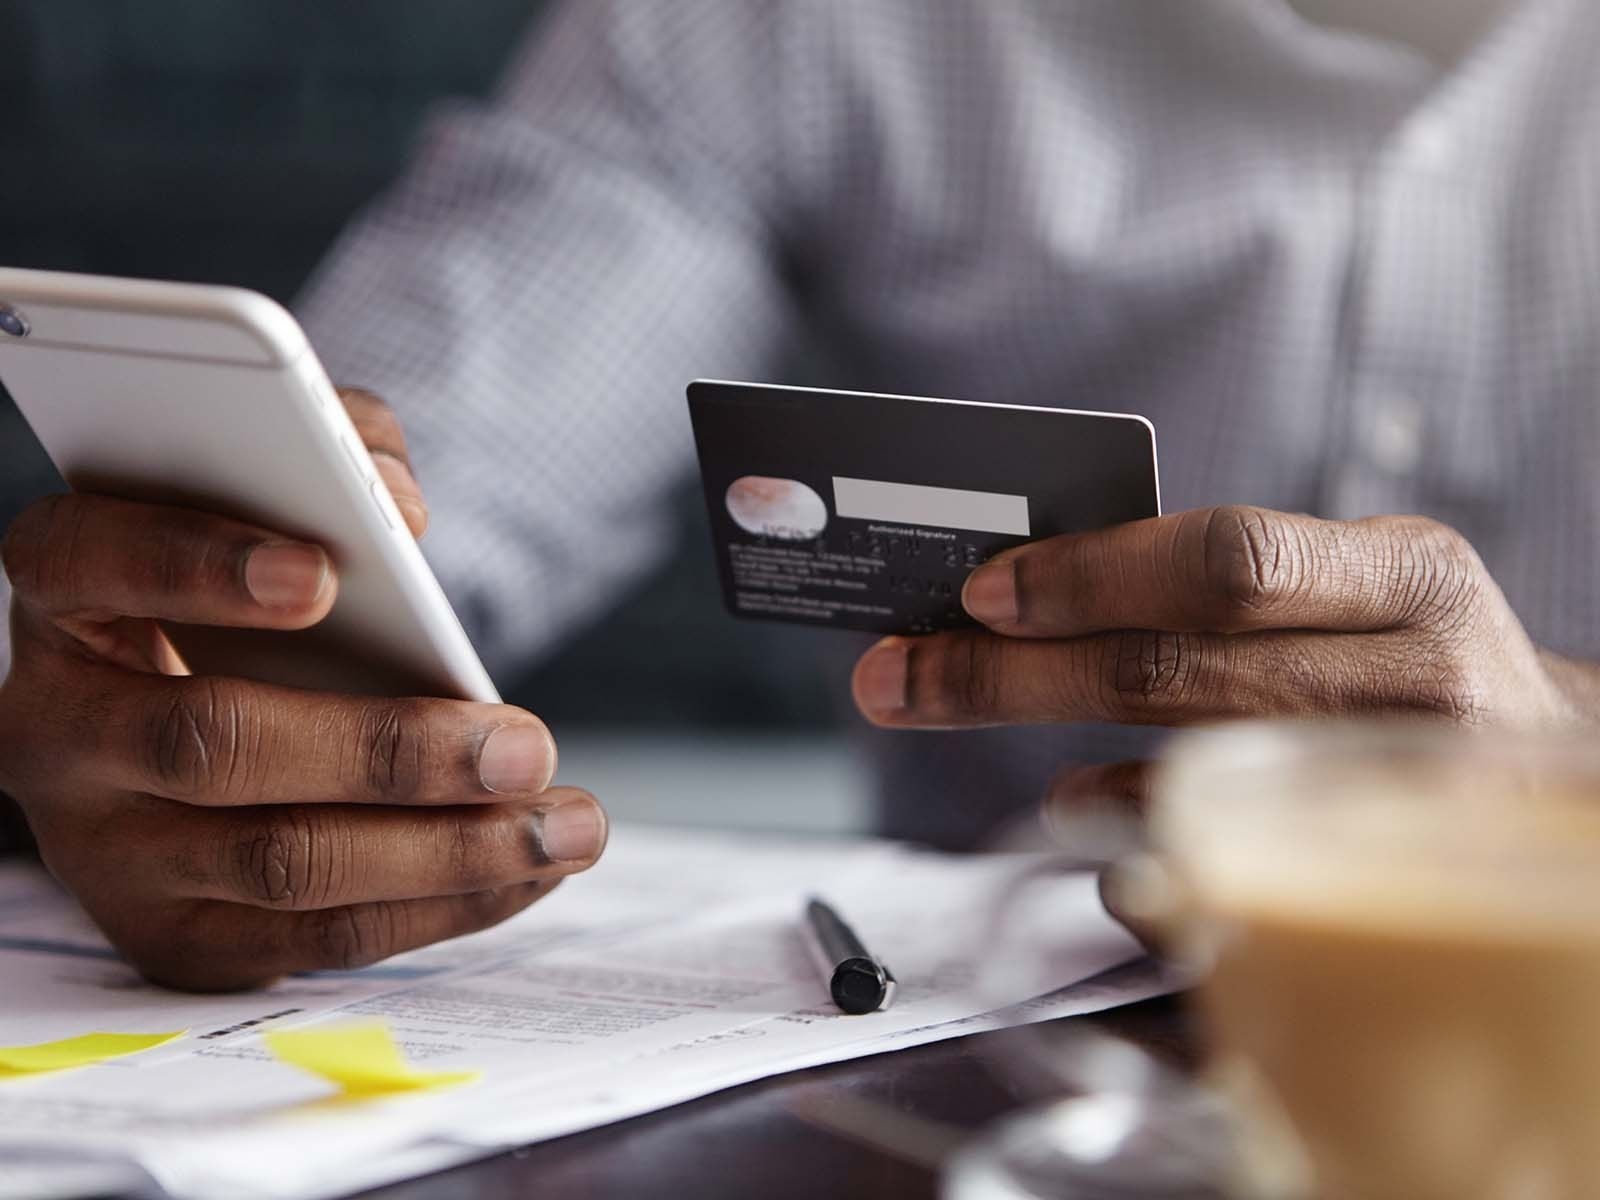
4;0;1599;989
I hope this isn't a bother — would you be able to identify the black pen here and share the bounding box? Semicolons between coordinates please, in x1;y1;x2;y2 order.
801;896;897;1015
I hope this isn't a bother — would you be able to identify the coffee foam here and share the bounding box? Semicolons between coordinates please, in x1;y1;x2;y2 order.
1170;784;1600;942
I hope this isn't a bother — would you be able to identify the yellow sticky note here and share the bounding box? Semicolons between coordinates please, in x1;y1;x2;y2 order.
263;1022;479;1098
0;1031;185;1077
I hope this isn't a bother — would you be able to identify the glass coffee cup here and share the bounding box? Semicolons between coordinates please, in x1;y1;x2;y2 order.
948;722;1600;1200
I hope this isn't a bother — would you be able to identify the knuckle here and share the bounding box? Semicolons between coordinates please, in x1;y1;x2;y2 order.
1412;516;1475;564
452;814;483;881
228;808;345;909
1395;519;1485;628
1400;662;1488;726
309;902;397;971
921;636;1001;722
1106;630;1197;716
354;700;435;803
144;681;233;803
1198;506;1298;626
143;679;258;801
436;808;501;886
1011;542;1076;627
145;511;225;601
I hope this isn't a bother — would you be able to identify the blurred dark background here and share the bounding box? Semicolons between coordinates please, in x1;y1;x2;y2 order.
0;0;845;734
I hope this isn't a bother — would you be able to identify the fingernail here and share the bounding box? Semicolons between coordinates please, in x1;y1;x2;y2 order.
395;497;429;534
963;560;1018;626
245;542;330;610
533;799;607;864
856;640;910;718
371;449;410;478
478;724;555;794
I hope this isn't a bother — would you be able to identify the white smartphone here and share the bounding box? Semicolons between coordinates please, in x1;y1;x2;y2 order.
0;267;499;703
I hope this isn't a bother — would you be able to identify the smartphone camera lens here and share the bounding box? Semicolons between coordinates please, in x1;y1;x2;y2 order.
0;304;29;339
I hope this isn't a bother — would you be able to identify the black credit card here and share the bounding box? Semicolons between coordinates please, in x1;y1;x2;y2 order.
686;381;1161;636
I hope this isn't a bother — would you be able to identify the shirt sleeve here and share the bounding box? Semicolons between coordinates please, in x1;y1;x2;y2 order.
295;0;799;677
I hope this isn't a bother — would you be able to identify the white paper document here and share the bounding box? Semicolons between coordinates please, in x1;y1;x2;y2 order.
0;826;1168;1200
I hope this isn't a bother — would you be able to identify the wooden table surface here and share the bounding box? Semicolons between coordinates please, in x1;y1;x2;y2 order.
358;997;1198;1200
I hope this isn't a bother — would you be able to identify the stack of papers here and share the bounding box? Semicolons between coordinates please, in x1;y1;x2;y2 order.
0;826;1167;1200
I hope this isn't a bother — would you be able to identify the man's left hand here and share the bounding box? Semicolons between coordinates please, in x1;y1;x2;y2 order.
851;506;1588;814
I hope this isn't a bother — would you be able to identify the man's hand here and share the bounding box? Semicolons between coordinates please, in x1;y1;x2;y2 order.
0;388;606;992
852;505;1587;817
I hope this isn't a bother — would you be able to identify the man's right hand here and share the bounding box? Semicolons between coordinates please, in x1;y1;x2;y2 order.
0;444;605;993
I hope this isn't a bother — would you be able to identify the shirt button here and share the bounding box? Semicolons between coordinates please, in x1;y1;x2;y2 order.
1366;398;1426;475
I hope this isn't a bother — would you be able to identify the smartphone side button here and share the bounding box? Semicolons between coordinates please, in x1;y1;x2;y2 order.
368;479;399;531
341;434;373;480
